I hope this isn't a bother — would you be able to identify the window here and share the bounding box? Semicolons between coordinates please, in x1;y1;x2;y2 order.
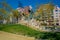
56;13;58;14
55;10;58;11
56;23;59;26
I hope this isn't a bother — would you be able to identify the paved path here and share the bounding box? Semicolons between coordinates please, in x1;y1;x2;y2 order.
0;31;35;40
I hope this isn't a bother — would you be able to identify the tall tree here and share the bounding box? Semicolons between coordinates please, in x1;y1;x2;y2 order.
0;0;13;23
35;3;54;26
12;10;19;23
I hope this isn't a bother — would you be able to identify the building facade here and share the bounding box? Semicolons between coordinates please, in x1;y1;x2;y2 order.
53;6;60;26
17;6;32;15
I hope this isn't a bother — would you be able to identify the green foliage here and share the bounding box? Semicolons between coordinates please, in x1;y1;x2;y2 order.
0;1;13;21
12;10;19;17
0;24;40;36
0;24;60;40
0;15;3;20
35;3;54;26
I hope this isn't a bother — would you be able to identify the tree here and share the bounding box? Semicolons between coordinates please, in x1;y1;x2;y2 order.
0;15;3;20
35;3;54;26
12;10;19;23
0;0;13;24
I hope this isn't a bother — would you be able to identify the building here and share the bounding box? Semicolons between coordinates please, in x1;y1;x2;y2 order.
36;4;54;26
17;7;24;13
17;5;32;15
53;6;60;26
24;6;31;15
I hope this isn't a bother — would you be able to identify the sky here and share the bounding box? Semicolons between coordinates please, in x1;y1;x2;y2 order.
0;0;60;10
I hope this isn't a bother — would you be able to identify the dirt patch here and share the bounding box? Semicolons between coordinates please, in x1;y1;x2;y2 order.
0;31;35;40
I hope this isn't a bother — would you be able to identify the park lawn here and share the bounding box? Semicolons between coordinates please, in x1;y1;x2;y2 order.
0;24;41;37
0;24;60;40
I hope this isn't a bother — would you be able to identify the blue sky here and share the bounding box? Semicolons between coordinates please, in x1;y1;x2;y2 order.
0;0;60;10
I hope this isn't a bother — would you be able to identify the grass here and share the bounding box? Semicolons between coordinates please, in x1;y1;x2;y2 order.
0;24;40;37
0;24;60;40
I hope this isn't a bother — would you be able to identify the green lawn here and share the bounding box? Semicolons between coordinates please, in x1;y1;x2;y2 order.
0;24;60;40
